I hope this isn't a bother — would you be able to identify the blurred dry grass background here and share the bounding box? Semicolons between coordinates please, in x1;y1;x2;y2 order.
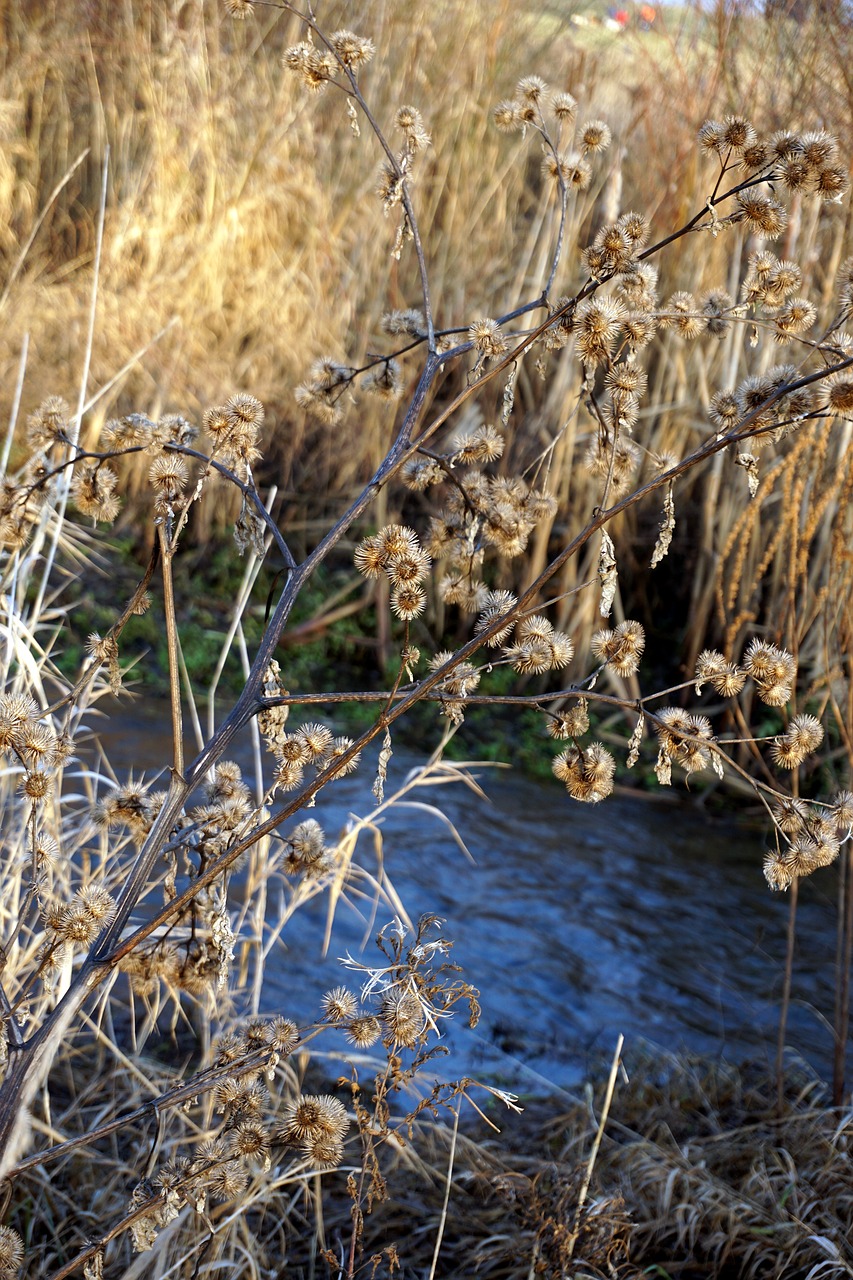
4;6;853;1274
1;0;852;693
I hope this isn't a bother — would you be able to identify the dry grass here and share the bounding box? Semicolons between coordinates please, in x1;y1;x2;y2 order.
3;2;853;1276
3;0;852;670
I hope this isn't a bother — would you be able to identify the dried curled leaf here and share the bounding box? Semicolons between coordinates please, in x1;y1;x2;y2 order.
650;482;675;567
735;451;760;497
372;727;393;803
599;530;618;617
626;716;644;768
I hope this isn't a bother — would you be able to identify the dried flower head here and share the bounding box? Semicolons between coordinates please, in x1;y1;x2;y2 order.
773;796;809;835
280;1094;349;1144
709;390;740;433
770;130;802;162
226;392;264;431
0;1226;24;1278
552;91;578;121
827;373;853;415
773;298;816;342
331;29;375;70
209;1159;249;1202
740;139;770;171
326;736;362;778
721;115;756;152
229;1119;270;1162
380;988;425;1046
701;289;734;337
395;104;431;152
266;1016;299;1055
27;395;69;448
575;296;625;367
764;849;794;891
694;650;746;696
322;986;358;1023
391;582;426;620
580;119;611;153
469;318;508;359
517;75;548;104
552;742;616;803
363;359;404;400
381;308;425;336
800;129;839;171
660;291;706;339
70;462;120;523
346;1014;382;1047
474;589;518;646
563;152;593;190
736;191;787;238
591;619;645;677
493;100;523;133
698;120;726;155
548;698;589;739
770;714;824;769
149;454;188;498
744;639;795;706
282;40;338;91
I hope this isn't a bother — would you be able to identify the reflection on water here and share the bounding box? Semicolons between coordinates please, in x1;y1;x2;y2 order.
89;700;844;1093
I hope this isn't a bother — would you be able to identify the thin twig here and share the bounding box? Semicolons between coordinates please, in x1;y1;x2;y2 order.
567;1032;624;1261
428;1099;461;1280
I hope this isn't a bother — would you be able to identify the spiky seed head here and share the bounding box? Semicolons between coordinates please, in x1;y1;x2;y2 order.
468;318;508;358
660;292;705;339
617;210;649;247
346;1014;382;1047
493;100;523;133
701;289;734;338
263;1016;297;1055
764;850;793;891
564;153;592;190
769;130;802;161
354;535;386;579
551;91;577;121
209;1160;249;1201
322;987;358;1024
721;115;755;152
580;119;611;153
297;723;333;761
226;393;264;429
698;120;726;153
330;29;375;69
736;192;787;238
800;129;838;171
517;75;548;103
575;296;625;367
0;1226;25;1276
391;582;426;620
380;989;424;1046
740;140;770;171
363;359;403;400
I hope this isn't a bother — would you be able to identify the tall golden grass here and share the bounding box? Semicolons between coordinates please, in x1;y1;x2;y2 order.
2;1;853;1276
2;0;852;660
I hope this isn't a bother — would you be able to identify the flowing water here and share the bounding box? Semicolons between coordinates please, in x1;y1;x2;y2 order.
92;701;844;1095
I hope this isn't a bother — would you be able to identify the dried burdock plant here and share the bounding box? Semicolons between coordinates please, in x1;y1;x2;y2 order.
1;1;853;1274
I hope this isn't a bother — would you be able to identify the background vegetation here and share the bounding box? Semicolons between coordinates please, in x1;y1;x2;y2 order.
1;0;853;1276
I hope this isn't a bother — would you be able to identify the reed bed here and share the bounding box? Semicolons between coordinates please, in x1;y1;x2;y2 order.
2;0;853;1276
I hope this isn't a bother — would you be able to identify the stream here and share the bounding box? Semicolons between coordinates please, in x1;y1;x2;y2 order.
89;700;845;1095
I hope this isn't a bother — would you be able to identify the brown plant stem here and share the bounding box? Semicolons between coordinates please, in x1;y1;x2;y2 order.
776;873;798;1113
159;528;184;778
833;845;853;1107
